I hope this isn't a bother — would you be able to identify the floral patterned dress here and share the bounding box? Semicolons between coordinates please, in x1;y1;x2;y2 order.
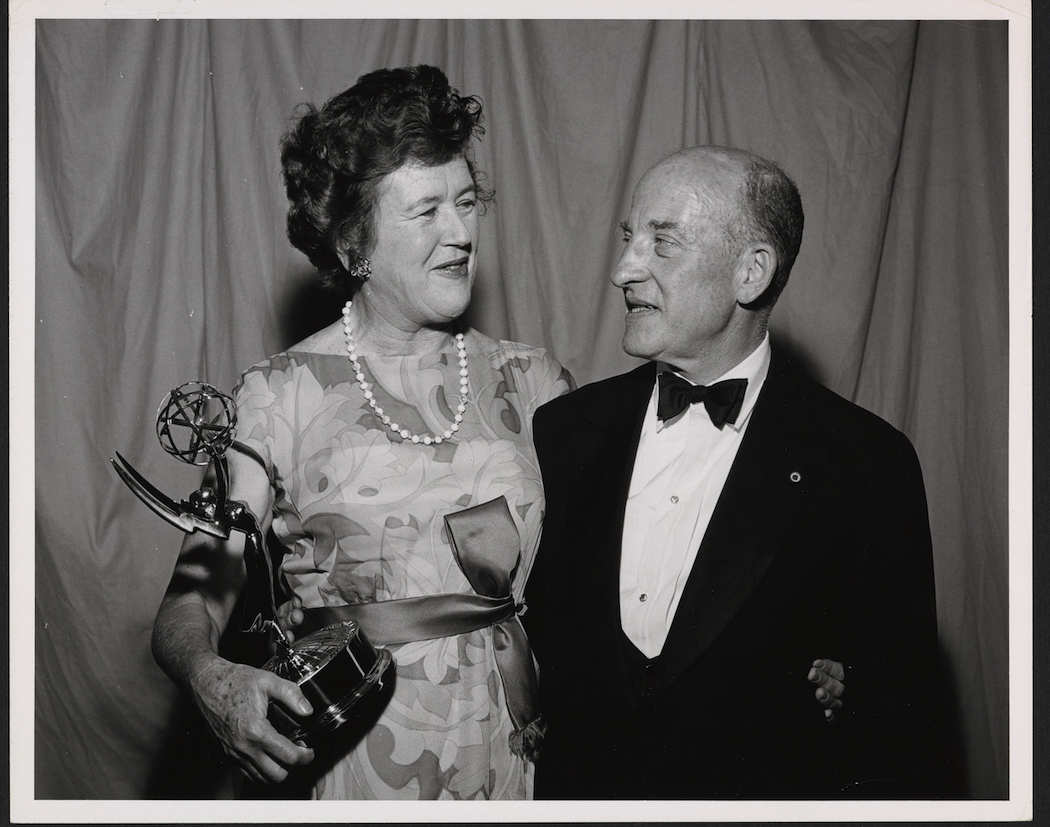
232;328;574;800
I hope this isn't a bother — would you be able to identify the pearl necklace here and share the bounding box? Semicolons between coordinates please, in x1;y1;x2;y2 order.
341;300;469;445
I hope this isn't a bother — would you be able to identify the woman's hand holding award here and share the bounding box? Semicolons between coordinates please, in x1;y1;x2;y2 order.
112;382;393;747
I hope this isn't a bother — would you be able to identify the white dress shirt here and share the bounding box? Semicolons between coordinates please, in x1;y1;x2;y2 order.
619;336;772;658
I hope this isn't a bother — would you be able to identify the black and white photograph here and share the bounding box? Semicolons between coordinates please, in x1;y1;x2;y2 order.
12;1;1032;821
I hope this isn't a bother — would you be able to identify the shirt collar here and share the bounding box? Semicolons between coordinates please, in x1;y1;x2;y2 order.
653;334;772;432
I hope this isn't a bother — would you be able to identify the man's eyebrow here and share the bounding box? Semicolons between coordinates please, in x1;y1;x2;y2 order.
620;219;681;234
647;219;680;232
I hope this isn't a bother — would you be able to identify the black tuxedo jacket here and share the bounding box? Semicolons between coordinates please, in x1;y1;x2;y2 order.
525;352;942;799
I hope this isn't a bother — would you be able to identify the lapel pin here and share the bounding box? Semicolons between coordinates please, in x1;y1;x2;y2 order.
789;471;802;483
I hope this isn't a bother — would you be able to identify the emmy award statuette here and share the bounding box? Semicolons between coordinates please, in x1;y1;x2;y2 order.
112;382;393;746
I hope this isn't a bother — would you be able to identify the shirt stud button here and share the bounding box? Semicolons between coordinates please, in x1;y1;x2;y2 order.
639;593;648;602
670;495;679;504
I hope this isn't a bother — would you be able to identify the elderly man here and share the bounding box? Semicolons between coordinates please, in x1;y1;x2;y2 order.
525;146;941;799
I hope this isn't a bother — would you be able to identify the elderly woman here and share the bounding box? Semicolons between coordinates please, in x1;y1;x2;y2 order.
151;64;574;801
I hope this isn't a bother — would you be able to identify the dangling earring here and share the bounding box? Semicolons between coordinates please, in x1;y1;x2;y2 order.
349;257;371;282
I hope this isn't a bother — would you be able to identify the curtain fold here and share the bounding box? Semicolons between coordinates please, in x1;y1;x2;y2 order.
33;18;1010;799
857;20;1011;797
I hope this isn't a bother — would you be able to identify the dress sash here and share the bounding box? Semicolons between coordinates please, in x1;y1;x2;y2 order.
298;496;543;760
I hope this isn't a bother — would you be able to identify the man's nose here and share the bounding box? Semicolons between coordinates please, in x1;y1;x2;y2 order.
610;243;648;287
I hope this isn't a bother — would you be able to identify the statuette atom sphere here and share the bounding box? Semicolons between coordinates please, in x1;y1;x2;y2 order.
155;382;237;465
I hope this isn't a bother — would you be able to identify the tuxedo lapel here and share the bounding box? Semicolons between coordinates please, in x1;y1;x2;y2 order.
565;364;655;709
644;354;831;703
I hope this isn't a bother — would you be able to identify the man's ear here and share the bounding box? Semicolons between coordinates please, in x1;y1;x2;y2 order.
735;244;777;306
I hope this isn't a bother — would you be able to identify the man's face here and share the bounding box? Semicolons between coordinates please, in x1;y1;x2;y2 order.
611;154;745;380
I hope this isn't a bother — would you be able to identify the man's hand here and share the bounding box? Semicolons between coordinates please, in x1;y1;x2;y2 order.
808;658;846;723
276;594;305;645
188;655;315;785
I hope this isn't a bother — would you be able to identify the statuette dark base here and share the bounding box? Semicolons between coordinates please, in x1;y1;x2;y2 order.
265;622;395;747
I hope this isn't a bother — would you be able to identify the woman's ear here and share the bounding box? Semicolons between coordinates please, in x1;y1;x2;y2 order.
735;244;777;306
335;243;352;272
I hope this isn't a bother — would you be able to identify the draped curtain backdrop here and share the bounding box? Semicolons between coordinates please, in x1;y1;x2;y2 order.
34;19;1009;799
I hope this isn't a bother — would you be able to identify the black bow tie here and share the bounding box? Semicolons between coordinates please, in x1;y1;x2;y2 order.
657;373;748;428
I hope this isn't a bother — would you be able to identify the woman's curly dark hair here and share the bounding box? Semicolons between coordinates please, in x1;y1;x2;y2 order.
280;65;494;289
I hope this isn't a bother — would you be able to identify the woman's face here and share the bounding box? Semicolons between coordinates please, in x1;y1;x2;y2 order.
358;156;480;331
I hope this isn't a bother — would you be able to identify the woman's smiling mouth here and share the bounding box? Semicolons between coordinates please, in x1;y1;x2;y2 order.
433;257;470;277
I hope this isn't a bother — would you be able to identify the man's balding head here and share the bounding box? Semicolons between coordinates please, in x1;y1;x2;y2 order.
652;146;804;311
